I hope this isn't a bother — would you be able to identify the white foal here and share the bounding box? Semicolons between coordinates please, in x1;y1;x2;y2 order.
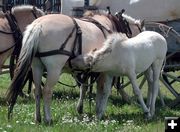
71;31;167;119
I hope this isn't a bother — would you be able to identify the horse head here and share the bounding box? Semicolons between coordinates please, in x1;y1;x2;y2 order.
115;10;145;37
71;52;94;70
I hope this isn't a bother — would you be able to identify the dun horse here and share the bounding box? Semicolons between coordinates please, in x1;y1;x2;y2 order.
71;31;167;119
6;10;143;124
0;5;44;74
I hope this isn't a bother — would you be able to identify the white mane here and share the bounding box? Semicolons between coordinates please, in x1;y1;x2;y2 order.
122;13;141;26
83;9;108;17
92;33;128;63
11;5;45;16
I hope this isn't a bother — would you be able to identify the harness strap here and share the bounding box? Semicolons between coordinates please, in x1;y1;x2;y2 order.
36;17;82;58
0;30;15;34
114;11;134;37
0;44;15;55
35;50;72;57
5;12;23;78
5;12;23;57
31;7;38;19
71;18;82;57
82;18;112;38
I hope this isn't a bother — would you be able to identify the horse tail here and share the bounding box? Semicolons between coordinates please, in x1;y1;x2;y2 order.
160;38;167;76
6;22;42;119
161;57;166;74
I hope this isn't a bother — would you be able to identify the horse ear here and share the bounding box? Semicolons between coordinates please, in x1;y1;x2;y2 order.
85;55;94;67
33;6;38;13
141;19;145;29
106;6;111;14
89;48;97;54
92;48;97;52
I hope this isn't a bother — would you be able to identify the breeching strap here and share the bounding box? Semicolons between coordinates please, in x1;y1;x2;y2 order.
36;17;82;58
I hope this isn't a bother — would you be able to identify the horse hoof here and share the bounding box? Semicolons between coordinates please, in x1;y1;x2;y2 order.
44;119;53;125
19;92;29;98
144;112;152;120
77;105;83;114
96;112;104;120
35;116;41;124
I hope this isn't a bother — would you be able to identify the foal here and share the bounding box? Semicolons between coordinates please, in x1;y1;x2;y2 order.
71;31;167;119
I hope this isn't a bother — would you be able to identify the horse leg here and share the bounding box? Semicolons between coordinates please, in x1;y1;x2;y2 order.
32;58;44;123
96;73;113;119
0;50;12;73
42;66;62;125
114;77;130;103
158;88;165;107
145;67;165;108
128;72;151;118
42;55;69;124
119;89;130;103
76;82;88;114
150;60;163;117
144;67;153;108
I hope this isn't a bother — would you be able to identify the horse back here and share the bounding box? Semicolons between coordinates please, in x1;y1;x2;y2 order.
29;14;105;55
133;31;167;55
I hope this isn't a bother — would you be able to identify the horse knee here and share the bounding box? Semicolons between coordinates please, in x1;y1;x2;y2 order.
42;87;52;100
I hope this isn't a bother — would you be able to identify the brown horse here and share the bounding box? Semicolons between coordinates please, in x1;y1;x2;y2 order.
6;10;142;124
0;5;44;74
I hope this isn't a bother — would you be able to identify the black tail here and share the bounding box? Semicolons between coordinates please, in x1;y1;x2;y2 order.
6;22;41;120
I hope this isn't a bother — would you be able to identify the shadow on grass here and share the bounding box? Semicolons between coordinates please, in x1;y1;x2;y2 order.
0;97;7;105
106;106;180;125
52;90;180;125
1;88;179;109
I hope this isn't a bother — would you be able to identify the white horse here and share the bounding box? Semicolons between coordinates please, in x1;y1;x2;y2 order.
6;10;143;124
71;31;167;119
76;12;144;114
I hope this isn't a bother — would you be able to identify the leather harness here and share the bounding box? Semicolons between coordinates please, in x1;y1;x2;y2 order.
36;17;82;59
81;17;112;38
34;13;135;87
35;14;132;60
0;8;38;78
0;9;38;56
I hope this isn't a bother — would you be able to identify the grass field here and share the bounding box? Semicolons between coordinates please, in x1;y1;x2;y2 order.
0;73;179;132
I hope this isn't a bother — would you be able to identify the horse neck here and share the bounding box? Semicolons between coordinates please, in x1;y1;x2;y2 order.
91;44;112;66
129;24;141;37
121;14;142;37
13;11;38;32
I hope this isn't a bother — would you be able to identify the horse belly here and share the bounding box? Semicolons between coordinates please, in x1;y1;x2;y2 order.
134;49;155;73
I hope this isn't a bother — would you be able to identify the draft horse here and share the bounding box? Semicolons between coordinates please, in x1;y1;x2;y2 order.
0;5;44;96
0;5;44;73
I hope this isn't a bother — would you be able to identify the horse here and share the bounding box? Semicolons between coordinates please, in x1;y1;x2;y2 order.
71;31;167;119
5;10;143;124
0;5;44;97
76;11;144;114
0;5;44;74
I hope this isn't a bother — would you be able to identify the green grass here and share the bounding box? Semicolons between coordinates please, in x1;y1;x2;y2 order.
0;73;179;132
